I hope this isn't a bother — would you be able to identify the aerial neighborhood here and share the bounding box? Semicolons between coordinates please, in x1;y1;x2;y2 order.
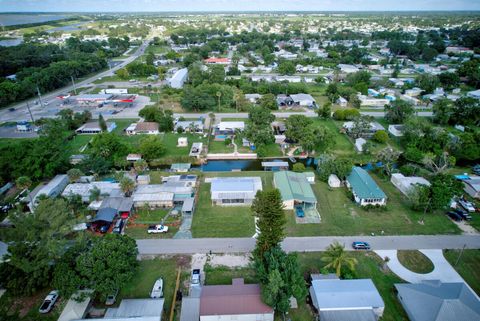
1;4;480;321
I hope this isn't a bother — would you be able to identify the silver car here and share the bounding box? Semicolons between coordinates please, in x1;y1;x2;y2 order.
39;290;59;313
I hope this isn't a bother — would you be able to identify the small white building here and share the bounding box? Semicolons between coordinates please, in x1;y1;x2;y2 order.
390;173;430;196
168;68;188;89
338;64;360;73
177;137;188;147
336;97;348;107
355;138;367;153
28;174;69;211
328;174;341;188
388;124;404;137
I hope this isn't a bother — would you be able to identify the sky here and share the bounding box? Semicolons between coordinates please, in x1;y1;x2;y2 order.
0;0;480;12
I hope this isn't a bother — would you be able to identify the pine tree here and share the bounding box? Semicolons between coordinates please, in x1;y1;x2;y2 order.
98;114;107;132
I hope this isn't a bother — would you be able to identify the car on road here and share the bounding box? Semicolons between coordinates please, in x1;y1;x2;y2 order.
295;205;305;218
8;107;15;112
446;211;463;221
191;269;201;286
352;241;371;250
150;278;164;298
147;224;168;234
458;199;476;213
105;289;119;306
39;290;59;313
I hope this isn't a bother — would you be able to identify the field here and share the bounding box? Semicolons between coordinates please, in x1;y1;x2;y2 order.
286;174;461;236
444;249;480;295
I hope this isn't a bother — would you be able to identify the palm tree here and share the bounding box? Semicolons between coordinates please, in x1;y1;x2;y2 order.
321;241;358;277
134;159;148;173
67;168;83;183
120;177;135;197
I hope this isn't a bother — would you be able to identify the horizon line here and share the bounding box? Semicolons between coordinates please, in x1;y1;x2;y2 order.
2;10;480;14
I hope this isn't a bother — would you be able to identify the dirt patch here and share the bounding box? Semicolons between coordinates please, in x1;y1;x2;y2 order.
209;254;251;268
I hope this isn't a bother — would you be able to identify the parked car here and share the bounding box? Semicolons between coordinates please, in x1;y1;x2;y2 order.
113;219;124;234
295;205;305;218
147;224;169;234
0;203;13;214
150;278;164;298
99;223;111;233
39;290;59;313
191;269;201;286
105;289;119;306
458;199;476;213
454;209;472;220
446;211;463;221
352;242;370;250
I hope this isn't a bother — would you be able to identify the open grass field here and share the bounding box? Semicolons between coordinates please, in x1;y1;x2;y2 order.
444;249;480;295
286;173;460;237
397;250;434;274
203;264;258;285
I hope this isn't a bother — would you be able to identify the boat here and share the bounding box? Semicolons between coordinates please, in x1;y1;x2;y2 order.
288;156;297;163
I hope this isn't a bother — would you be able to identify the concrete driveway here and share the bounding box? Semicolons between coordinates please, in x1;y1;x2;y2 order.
375;249;464;284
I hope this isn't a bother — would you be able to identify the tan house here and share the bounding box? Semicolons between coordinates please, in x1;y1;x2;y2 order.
126;122;159;135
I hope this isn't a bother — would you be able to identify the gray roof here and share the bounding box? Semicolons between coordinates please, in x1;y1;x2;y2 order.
0;241;8;262
180;297;200;321
395;281;480;321
93;207;117;222
319;309;377;321
100;197;133;212
182;198;195;212
104;299;164;319
310;278;384;310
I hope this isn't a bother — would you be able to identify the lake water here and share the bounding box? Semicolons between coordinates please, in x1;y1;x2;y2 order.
46;22;88;33
0;14;69;26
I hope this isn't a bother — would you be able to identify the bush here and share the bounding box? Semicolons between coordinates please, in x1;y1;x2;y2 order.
292;163;306;172
373;130;389;143
333;109;345;120
224;138;232;146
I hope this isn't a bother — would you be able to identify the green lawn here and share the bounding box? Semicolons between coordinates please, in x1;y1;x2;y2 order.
286;174;461;236
397;250;434;274
124;208;179;239
133;208;170;224
204;264;258;285
0;288;64;321
124;225;179;239
444;249;480;295
66;135;93;154
118;257;183;320
208;140;234;153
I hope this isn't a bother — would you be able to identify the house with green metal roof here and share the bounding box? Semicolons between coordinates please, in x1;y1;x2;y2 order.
346;167;387;206
273;171;317;210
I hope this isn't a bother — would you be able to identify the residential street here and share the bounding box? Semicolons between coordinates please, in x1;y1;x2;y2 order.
137;235;480;255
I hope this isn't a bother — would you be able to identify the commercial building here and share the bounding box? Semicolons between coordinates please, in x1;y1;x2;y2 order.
273;171;317;210
346;167;387;206
210;177;262;206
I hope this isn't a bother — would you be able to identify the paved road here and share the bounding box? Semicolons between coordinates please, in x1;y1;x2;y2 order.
0;39;150;123
137;235;480;255
172;110;433;120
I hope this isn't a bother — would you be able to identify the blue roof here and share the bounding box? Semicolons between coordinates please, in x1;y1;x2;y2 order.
347;167;386;200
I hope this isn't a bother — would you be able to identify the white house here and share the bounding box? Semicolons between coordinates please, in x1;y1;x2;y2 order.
28;174;69;211
338;64;360;73
390;173;430;196
168;68;188;89
346;167;387;206
210;177;262;206
290;93;316;107
76;121;116;134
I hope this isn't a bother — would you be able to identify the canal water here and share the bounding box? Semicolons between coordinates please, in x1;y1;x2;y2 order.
198;158;315;172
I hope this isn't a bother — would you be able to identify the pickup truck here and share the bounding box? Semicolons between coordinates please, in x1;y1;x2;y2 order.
147;224;169;234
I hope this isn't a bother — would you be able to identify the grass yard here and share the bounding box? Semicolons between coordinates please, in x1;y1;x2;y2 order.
118;256;190;320
397;250;434;274
124;225;179;239
204;264;258;285
191;181;255;238
0;288;64;321
208;139;233;153
124;208;180;239
133;208;169;224
286;174;461;236
66;134;93;154
444;249;480;295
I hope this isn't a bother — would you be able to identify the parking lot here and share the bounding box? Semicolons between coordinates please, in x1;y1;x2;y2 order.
0;125;39;138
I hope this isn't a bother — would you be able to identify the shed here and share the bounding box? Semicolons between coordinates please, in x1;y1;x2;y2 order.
177;137;188;147
57;290;93;321
328;174;341;188
181;197;195;215
355;138;367;152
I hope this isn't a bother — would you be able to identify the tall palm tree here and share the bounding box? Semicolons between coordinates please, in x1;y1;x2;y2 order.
321;241;358;277
120;177;135;197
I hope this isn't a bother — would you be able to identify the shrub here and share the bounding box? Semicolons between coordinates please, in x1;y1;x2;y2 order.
373;130;389;143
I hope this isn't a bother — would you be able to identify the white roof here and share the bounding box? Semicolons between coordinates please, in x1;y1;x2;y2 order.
211;177;262;200
62;182;121;200
133;192;173;203
290;93;315;102
217;121;245;131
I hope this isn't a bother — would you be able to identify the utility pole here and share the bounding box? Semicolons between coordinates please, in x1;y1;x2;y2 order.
71;76;77;95
455;244;467;267
26;102;35;124
36;85;44;108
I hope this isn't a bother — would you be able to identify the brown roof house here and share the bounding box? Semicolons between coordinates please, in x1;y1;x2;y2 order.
200;278;274;321
126;122;159;135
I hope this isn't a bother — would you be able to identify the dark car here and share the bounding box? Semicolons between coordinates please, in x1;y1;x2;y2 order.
295;205;305;218
446;211;463;221
454;209;472;220
352;241;371;250
99;223;111;233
